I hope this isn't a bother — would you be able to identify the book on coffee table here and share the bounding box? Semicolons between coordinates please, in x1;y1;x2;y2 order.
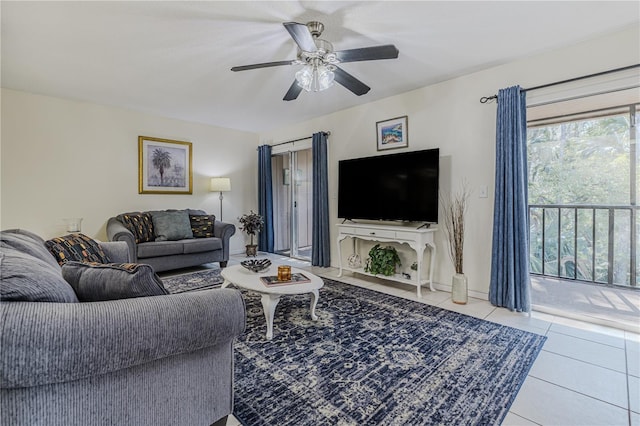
260;272;311;287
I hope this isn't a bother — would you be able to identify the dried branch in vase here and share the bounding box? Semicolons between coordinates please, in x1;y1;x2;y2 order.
441;184;471;275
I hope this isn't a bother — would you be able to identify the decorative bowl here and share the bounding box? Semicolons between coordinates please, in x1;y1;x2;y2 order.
240;258;272;273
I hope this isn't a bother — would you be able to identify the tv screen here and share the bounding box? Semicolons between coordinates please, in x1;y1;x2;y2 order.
338;148;439;223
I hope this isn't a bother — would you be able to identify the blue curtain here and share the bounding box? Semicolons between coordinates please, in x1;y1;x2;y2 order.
489;86;531;312
312;132;330;267
258;145;274;253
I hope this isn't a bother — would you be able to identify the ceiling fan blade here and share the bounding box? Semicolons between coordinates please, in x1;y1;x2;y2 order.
335;45;399;63
231;60;294;72
283;81;303;101
333;67;371;96
283;22;317;53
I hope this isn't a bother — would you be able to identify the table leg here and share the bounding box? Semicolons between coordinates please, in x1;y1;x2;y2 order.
427;242;436;292
310;289;319;321
416;246;424;299
260;293;281;340
337;236;344;278
221;279;231;289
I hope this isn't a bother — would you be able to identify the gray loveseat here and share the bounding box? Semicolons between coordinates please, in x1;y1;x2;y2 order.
0;229;246;426
107;209;235;273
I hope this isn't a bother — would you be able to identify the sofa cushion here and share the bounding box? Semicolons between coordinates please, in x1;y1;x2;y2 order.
44;233;112;266
137;241;184;258
182;237;222;254
190;214;215;238
151;210;194;241
61;261;168;301
0;248;79;303
117;212;155;243
1;229;61;269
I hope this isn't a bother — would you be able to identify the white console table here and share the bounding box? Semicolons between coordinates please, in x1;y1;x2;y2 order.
336;223;437;298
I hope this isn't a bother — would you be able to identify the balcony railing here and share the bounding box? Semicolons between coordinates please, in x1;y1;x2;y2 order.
529;204;638;288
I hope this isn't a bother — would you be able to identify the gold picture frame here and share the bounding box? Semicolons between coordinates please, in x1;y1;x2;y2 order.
376;115;408;151
138;136;193;194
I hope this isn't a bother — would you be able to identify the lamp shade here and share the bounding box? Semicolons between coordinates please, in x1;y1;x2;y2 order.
210;177;231;192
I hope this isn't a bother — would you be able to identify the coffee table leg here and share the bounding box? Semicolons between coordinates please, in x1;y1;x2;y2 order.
310;289;319;321
260;294;281;340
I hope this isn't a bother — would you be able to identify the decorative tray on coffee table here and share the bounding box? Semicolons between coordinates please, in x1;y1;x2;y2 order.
240;258;271;273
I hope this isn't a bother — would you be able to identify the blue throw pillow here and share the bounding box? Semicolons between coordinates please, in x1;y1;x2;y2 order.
61;261;168;302
151;210;194;241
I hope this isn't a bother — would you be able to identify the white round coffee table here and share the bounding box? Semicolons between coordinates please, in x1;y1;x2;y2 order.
221;264;324;340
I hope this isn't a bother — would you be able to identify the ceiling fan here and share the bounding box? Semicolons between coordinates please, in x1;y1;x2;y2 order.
231;21;399;101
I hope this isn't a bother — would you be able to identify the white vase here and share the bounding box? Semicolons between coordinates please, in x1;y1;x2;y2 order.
452;273;468;305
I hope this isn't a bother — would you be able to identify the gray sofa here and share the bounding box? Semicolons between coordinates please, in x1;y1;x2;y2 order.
107;209;235;272
0;229;246;426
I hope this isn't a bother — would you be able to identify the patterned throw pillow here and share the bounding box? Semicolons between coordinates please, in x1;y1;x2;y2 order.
61;261;168;301
117;212;155;243
190;214;215;238
45;233;111;266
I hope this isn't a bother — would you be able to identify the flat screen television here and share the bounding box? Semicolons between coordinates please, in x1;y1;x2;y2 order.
338;148;439;223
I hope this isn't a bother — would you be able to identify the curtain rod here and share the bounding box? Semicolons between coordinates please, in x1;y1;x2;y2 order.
479;64;640;104
258;131;331;149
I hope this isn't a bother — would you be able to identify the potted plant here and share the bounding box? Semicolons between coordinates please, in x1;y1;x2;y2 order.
238;210;264;257
364;244;401;276
441;184;471;304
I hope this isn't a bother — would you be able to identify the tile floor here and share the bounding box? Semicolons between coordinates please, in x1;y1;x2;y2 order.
225;253;640;426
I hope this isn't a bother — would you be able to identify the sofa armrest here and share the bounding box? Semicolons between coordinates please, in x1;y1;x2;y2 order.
0;289;246;389
99;241;131;263
106;217;137;262
213;221;236;262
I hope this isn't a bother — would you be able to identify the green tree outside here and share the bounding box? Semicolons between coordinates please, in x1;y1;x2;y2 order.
527;107;637;286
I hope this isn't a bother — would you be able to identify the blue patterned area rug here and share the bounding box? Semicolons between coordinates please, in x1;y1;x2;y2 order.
234;279;546;426
161;269;224;294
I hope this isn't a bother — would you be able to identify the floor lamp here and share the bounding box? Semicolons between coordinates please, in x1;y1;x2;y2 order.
210;177;231;221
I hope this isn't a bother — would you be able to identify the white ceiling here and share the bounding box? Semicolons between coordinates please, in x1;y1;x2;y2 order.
2;1;638;133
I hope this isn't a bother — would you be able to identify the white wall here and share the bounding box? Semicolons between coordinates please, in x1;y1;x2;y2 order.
2;25;636;286
259;25;640;296
1;89;259;254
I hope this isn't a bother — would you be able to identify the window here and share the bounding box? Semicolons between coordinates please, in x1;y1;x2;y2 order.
527;103;638;287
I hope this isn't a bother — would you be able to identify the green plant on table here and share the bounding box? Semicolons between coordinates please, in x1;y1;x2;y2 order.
364;244;401;276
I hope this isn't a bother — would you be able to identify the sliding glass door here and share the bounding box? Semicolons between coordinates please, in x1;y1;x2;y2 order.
271;149;313;260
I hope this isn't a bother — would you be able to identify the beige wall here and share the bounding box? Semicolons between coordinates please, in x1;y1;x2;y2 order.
258;25;640;296
0;89;259;254
2;25;637;286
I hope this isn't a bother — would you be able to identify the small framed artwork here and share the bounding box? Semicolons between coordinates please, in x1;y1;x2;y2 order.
138;136;192;194
376;116;408;151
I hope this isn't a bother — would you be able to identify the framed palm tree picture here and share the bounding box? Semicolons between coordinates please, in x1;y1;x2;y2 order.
138;136;192;194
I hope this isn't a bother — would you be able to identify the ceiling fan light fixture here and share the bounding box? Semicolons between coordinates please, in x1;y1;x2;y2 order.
316;64;335;90
232;20;398;101
295;64;334;92
295;66;313;89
